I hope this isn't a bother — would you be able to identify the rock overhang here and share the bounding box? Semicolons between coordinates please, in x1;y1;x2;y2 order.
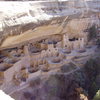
0;0;99;50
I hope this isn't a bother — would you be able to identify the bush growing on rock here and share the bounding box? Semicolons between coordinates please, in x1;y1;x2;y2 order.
84;59;99;79
88;25;97;41
84;58;100;99
93;90;100;100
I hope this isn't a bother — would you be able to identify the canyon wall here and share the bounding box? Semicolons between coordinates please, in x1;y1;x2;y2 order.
0;1;100;100
0;0;100;49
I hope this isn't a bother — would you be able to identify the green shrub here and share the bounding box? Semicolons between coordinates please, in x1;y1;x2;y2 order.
84;58;100;99
88;25;97;41
84;59;99;80
93;90;100;100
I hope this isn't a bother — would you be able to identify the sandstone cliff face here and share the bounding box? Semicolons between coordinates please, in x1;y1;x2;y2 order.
0;0;100;49
0;1;100;100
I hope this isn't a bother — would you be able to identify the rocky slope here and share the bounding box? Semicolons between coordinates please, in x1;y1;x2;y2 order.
9;53;100;100
7;48;99;100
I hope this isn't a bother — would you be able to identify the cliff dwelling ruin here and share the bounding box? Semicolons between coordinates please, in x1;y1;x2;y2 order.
0;0;100;100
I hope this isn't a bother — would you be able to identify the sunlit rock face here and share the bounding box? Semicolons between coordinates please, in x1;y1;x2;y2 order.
0;90;14;100
0;0;99;30
0;1;80;31
0;0;99;49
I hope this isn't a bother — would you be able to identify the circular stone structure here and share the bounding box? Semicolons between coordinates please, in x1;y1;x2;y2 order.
51;57;61;63
62;49;71;54
78;49;86;53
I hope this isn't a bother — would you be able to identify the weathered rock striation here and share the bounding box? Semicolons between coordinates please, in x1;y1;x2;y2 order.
0;0;100;49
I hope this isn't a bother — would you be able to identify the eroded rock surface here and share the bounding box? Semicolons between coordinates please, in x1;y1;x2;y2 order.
0;0;100;49
0;0;100;100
